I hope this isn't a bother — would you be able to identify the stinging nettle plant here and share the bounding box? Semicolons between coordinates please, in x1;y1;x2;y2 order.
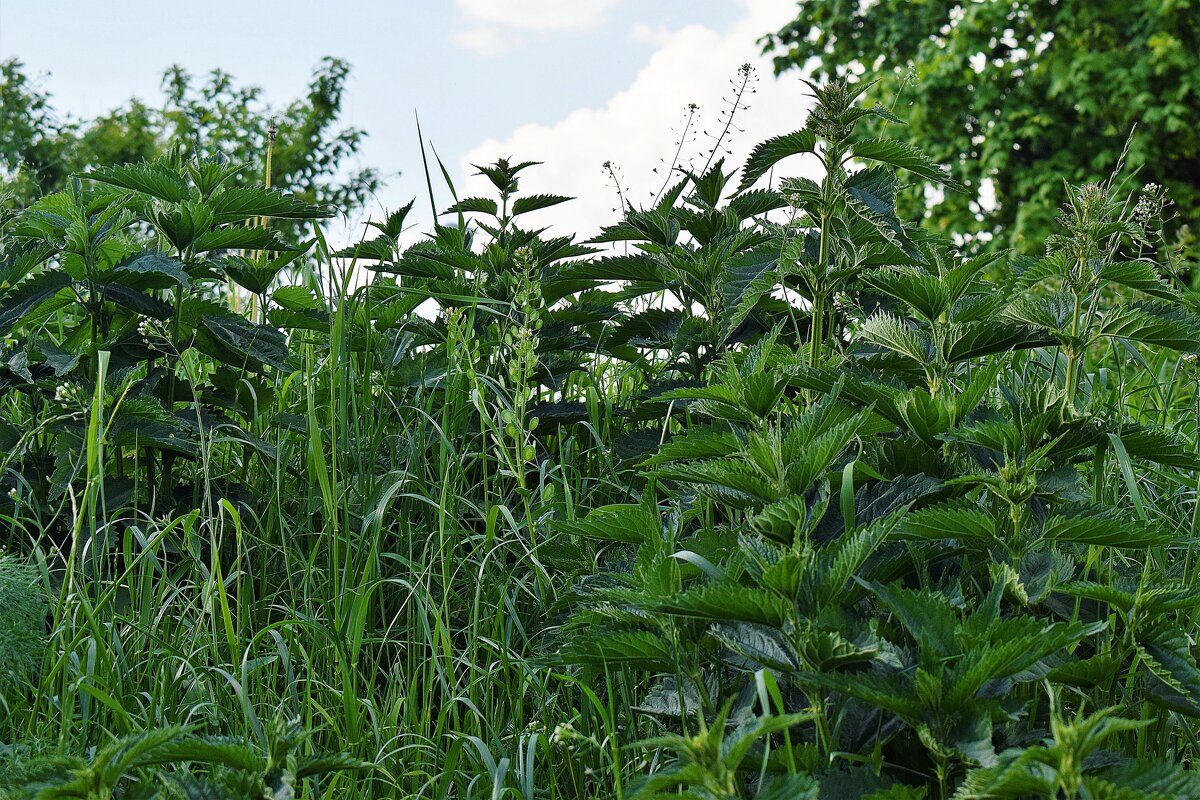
0;71;1198;800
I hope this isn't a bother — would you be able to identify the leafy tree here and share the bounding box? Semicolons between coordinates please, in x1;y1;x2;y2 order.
760;1;1200;256
0;56;380;221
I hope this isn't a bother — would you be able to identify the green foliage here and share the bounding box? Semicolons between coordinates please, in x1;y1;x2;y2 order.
4;716;365;799
0;553;44;689
761;0;1200;258
0;57;379;225
0;74;1197;800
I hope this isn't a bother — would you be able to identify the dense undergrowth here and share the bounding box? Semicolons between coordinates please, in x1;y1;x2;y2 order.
1;78;1199;798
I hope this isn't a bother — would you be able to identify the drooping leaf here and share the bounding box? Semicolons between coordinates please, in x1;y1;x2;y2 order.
207;186;331;225
199;313;291;372
737;128;818;193
851;138;966;191
192;226;291;253
0;271;72;335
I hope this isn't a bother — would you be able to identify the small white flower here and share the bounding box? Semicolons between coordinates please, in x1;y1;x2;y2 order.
551;722;576;746
7;487;16;500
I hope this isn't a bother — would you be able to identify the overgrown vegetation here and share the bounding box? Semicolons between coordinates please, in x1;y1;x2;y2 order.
0;72;1198;799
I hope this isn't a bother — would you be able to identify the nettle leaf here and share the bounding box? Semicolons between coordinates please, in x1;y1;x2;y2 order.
738;128;818;193
103;284;173;319
1099;260;1179;301
207;186;331;225
556;502;659;544
1003;292;1073;335
656;584;789;627
1139;622;1200;716
846;165;899;217
560;630;673;669
222;256;282;296
851;138;966;191
863;267;949;321
86;161;192;203
1097;303;1200;351
717;247;778;334
510;194;572;216
896;504;997;543
107;251;190;288
295;751;370;779
333;237;394;262
728;189;786;219
185;157;246;197
560;254;666;284
866;581;959;658
1112;423;1200;470
442;197;498;217
1085;759;1200;797
860;313;933;364
1041;505;1168;549
108;397;195;454
199;313;291;371
643;428;740;466
953;747;1057;798
756;776;821;800
37;340;79;376
272;285;324;312
0;271;72;335
943;323;1053;363
1060;580;1139;614
0;242;56;286
192;226;291;253
711;622;798;671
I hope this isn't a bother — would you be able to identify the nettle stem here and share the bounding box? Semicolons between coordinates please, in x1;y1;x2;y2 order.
809;291;825;368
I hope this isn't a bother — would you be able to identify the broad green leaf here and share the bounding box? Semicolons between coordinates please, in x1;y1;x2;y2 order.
107;250;190;288
199;313;291;371
555;502;659;544
192;226;291;253
851;138;966;191
442;197;498;217
511;194;572;216
207;186;331;224
86;161;192;203
0;271;72;335
737;128;818;193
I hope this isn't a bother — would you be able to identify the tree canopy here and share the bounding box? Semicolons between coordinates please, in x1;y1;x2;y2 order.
761;0;1200;257
0;56;380;221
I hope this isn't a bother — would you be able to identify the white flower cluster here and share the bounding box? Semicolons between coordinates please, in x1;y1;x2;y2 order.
1133;182;1166;227
551;721;578;750
137;317;169;350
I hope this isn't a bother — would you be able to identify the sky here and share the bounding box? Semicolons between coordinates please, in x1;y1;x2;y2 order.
0;0;815;246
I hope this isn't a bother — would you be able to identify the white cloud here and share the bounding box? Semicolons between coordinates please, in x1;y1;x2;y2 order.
627;22;673;46
459;0;819;240
452;26;507;56
453;0;622;53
